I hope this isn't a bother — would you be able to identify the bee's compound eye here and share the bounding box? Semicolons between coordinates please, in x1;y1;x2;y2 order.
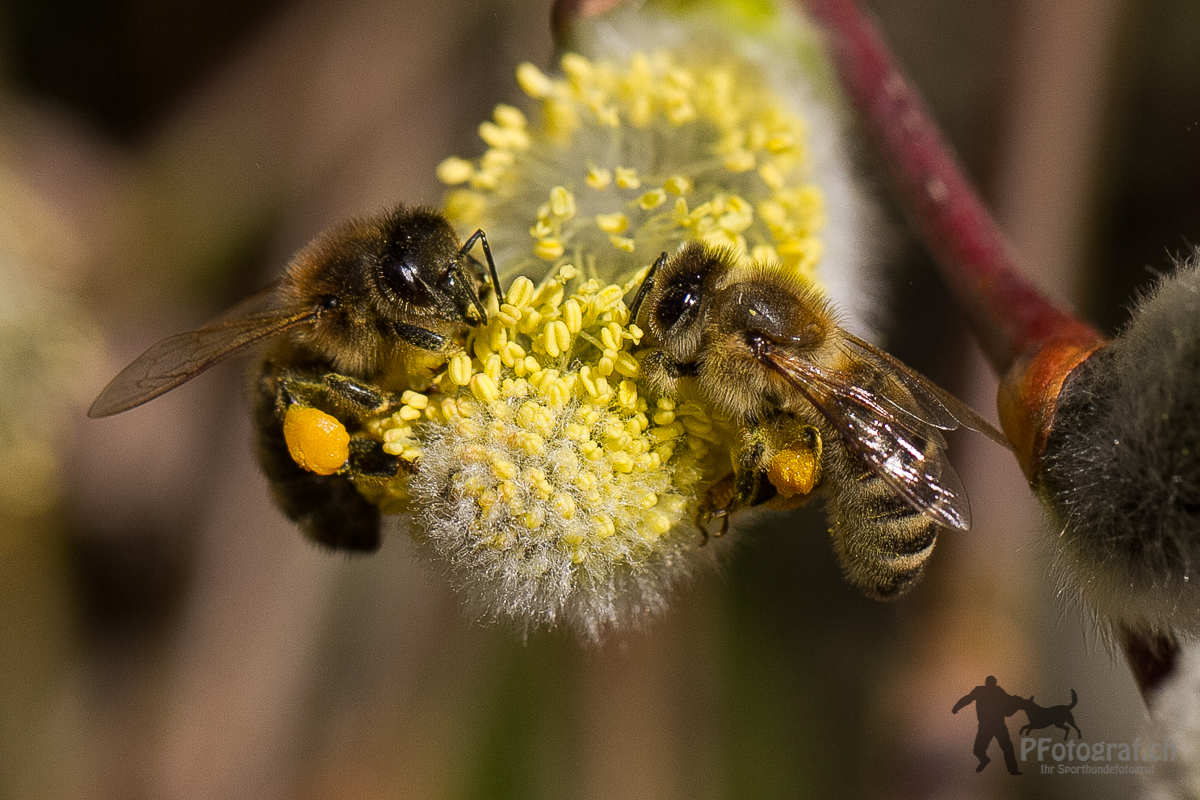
655;276;703;332
379;251;439;310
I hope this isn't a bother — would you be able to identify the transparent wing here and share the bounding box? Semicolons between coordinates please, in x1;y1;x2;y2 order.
88;304;316;418
763;342;983;531
841;333;1011;449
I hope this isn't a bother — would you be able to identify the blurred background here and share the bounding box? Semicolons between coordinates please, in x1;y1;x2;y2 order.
0;0;1197;797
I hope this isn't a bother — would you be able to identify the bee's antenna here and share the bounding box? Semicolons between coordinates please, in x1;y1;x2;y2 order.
629;251;668;321
460;229;506;307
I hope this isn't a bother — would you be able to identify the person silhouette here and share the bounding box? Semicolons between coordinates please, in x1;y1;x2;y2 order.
952;676;1024;775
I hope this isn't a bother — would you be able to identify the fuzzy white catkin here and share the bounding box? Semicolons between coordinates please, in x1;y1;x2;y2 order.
1041;253;1200;636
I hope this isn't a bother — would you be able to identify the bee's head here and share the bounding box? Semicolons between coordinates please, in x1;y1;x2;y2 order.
636;241;736;362
281;206;488;376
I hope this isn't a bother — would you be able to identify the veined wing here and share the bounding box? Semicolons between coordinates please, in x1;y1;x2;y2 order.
88;306;317;418
761;344;975;531
841;333;1011;450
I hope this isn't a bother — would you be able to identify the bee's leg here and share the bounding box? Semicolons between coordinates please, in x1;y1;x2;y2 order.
638;351;697;399
731;426;777;507
386;322;452;353
763;424;823;508
255;369;381;552
697;474;736;542
277;372;397;421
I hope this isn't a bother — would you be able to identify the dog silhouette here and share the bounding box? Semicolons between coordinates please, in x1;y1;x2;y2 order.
1017;689;1082;740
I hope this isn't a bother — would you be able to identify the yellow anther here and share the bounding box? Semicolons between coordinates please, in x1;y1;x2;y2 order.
534;238;565;260
551;493;577;520
595;212;629;233
562;298;583;334
639;188;667;209
400;390;428;409
550;186;577;219
515;62;554;97
614;166;641;189
494;104;527;130
664;174;692;195
448;353;473;386
470;373;498;403
586;166;612;189
436;156;474;185
543;320;571;358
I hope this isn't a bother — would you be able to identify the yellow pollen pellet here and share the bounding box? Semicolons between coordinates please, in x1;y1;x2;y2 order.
521;432;546;456
615;166;640;189
758;162;785;190
448;353;473;386
436;156;474;185
639;188;667;209
283;407;350;476
544;320;571;358
648;422;685;443
561;53;593;85
586;166;612;190
595;212;628;233
481;353;501;382
534;239;565;261
470;373;498;403
637;452;662;472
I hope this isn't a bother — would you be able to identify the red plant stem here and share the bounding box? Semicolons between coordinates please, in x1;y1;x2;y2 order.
799;0;1107;478
801;0;1102;371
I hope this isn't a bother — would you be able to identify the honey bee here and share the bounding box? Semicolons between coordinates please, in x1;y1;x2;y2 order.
89;205;502;552
630;242;1009;598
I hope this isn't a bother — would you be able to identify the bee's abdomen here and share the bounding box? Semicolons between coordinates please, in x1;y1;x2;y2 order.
826;467;939;600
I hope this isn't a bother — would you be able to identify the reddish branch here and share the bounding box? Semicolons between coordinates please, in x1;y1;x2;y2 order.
799;0;1106;480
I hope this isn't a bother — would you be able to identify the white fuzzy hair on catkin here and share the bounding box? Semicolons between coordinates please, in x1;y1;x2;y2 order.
1041;253;1200;636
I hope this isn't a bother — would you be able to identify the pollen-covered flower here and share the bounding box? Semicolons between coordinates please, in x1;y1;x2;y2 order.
355;4;879;639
